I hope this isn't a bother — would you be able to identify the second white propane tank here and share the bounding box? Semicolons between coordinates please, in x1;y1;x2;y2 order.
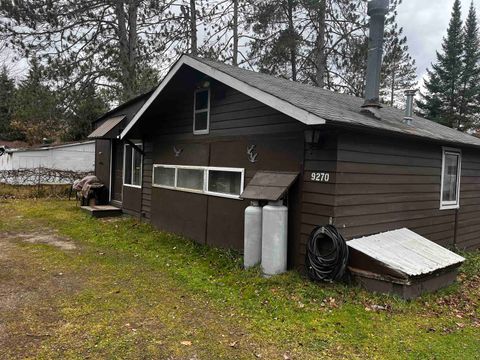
261;200;288;276
244;201;262;268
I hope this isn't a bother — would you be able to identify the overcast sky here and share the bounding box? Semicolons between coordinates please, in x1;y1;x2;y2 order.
397;0;477;84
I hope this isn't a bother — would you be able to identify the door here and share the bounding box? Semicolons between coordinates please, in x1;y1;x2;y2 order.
111;140;124;203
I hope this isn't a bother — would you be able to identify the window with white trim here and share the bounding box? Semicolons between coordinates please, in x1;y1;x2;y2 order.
177;167;205;191
124;142;143;187
152;165;244;199
440;147;461;210
193;88;210;134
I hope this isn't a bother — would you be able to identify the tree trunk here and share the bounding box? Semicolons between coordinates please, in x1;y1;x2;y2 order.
232;0;239;66
127;0;138;95
390;66;395;107
287;0;297;81
190;0;198;56
114;0;133;100
314;0;326;87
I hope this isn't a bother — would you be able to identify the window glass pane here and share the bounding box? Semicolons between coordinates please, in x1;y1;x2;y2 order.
194;111;208;132
132;149;142;186
177;168;204;191
208;170;241;195
124;145;132;184
195;90;209;110
442;153;459;202
154;167;175;187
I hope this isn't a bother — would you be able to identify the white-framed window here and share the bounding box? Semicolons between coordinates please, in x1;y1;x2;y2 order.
124;142;143;188
152;164;244;199
152;165;176;189
193;88;210;135
440;147;461;210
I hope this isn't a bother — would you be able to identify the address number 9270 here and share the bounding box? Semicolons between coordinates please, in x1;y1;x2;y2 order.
310;172;330;183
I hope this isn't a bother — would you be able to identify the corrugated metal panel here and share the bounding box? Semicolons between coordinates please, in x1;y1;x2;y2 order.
347;228;465;277
241;171;298;201
88;116;125;139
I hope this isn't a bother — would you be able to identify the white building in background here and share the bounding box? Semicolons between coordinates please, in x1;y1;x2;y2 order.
0;141;95;184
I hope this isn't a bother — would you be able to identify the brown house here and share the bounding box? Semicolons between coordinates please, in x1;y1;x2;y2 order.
89;54;480;271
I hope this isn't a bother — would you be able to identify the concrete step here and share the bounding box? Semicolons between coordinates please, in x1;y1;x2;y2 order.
80;205;122;218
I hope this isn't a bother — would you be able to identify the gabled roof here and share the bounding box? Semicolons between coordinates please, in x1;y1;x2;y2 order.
94;90;153;124
121;54;480;148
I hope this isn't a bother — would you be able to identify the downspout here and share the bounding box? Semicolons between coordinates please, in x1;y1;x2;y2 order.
453;209;459;248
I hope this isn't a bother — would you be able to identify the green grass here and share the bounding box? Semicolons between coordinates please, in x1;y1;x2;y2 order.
0;199;479;359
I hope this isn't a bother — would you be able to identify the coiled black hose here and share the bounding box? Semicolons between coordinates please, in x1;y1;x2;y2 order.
305;225;349;282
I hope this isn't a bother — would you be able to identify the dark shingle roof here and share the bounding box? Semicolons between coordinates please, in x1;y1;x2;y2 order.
193;56;480;148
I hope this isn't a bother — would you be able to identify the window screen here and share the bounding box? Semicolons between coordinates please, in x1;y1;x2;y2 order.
208;170;242;196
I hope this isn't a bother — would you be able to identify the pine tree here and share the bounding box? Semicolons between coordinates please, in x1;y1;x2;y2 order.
11;58;62;144
380;0;417;107
0;0;173;102
247;0;302;81
458;2;480;130
417;0;465;129
0;66;16;140
62;84;108;141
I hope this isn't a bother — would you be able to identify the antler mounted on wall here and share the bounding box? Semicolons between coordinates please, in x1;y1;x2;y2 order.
173;145;183;157
247;145;258;163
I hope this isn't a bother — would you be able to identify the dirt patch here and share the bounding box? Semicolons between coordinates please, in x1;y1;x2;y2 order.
7;232;77;251
0;233;81;359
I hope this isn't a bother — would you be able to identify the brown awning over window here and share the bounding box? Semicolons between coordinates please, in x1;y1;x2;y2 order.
88;115;125;139
241;171;299;201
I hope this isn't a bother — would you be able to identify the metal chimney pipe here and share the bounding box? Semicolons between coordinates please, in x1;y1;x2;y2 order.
362;0;389;108
403;89;417;125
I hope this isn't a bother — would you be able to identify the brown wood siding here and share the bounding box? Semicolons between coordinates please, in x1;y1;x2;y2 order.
95;140;111;189
332;132;480;250
141;141;153;220
137;73;306;268
299;131;338;266
123;186;142;217
111;140;124;202
457;149;480;249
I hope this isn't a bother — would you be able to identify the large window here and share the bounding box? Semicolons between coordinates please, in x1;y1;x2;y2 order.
152;165;244;199
193;88;210;135
124;142;143;187
440;147;461;210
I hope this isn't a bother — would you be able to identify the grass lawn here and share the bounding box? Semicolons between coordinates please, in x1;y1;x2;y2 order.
0;199;479;359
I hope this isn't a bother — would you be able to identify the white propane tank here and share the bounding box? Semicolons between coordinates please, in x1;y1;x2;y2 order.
244;201;263;268
261;200;288;276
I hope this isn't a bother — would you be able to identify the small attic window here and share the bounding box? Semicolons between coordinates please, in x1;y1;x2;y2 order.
440;147;461;210
193;88;210;135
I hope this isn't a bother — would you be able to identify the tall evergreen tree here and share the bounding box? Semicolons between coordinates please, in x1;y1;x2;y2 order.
11;58;62;144
417;0;465;129
247;0;302;81
62;84;108;142
458;2;480;130
0;0;172;102
0;66;16;140
380;0;417;107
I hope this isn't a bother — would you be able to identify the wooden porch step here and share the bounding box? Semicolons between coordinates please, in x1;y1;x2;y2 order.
81;205;122;218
